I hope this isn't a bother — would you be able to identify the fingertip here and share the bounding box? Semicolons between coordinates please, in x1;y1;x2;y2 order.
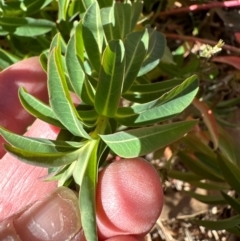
13;187;81;241
96;158;164;239
0;57;48;158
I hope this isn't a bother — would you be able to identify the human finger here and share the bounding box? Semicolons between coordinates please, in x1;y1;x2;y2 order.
96;158;163;240
0;57;48;158
0;187;85;241
0;119;58;221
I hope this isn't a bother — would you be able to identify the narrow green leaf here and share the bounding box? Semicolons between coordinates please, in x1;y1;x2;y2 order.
100;120;197;158
167;170;202;182
68;1;81;20
82;1;104;73
95;39;125;117
0;48;20;69
116;75;198;127
185;191;226;205
178;152;224;182
0;17;55;37
193;215;240;230
65;35;85;101
181;133;216;159
58;0;71;21
73;141;95;186
194;152;222;174
227;226;240;235
79;0;95;17
135;75;150;84
50;33;67;54
22;0;53;15
113;1;132;39
218;127;240;165
86;73;97;87
100;0;142;41
100;6;115;41
221;191;240;215
44;166;68;182
123;78;185;103
189;181;229;190
79;139;99;241
5;144;81;168
19;87;64;128
159;62;181;78
56;128;82;142
161;46;175;64
39;52;48;72
48;47;91;139
83;58;95;76
138;29;166;76
98;0;113;8
217;97;240;108
129;75;196;113
0;126;84;153
81;75;95;105
217;153;240;193
77;108;98;126
58;162;76;186
130;1;143;30
75;21;84;62
122;29;149;93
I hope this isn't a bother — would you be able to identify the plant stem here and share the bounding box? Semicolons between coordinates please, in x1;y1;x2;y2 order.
91;116;108;139
163;33;240;55
156;0;240;17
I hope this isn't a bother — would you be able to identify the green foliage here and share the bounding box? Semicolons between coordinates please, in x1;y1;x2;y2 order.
0;1;200;240
95;39;125;117
169;128;240;234
194;215;240;230
100;120;197;158
115;75;198;126
0;17;55;36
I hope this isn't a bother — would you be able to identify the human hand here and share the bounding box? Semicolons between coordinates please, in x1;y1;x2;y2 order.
0;58;164;241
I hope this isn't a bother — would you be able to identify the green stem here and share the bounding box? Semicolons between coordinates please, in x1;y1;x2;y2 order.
90;115;108;139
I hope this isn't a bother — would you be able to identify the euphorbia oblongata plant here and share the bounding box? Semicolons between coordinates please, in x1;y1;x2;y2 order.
0;0;199;240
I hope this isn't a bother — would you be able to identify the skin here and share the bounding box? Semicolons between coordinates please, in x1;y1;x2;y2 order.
0;57;164;241
97;158;163;241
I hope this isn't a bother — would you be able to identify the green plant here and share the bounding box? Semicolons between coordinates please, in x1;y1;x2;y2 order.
149;39;240;236
165;124;240;235
0;0;199;240
142;17;240;234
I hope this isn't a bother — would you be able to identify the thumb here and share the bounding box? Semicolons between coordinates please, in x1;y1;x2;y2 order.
0;119;58;221
0;187;85;241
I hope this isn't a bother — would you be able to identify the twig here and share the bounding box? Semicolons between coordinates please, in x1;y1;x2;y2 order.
156;219;177;241
177;210;209;220
163;33;240;55
157;0;240;17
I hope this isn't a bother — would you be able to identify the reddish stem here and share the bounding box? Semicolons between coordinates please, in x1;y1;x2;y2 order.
164;33;240;55
157;0;240;17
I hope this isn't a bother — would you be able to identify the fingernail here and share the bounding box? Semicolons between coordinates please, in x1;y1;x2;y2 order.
13;187;81;241
0;219;22;241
